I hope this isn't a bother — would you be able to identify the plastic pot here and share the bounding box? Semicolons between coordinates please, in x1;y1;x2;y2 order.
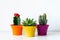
11;24;22;35
23;26;36;37
37;24;49;36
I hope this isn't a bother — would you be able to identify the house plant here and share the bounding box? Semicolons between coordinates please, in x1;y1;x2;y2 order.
11;13;22;35
22;18;36;37
37;13;49;35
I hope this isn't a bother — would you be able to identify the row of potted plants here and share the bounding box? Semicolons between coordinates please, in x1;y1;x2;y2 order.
11;13;49;37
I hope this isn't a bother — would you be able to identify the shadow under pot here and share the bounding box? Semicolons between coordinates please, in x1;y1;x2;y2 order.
37;24;49;36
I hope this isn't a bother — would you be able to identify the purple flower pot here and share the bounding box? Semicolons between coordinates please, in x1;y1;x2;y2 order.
37;24;49;36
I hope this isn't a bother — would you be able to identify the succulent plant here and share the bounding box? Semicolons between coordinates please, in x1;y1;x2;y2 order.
39;13;47;25
13;13;21;25
22;18;36;26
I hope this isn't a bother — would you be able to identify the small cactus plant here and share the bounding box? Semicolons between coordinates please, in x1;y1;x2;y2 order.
13;13;21;25
22;18;36;26
39;13;47;25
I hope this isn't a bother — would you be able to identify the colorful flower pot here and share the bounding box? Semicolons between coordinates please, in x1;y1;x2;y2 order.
37;24;49;36
23;26;36;37
11;24;22;35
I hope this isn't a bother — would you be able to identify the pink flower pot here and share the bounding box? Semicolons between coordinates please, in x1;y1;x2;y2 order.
37;24;49;36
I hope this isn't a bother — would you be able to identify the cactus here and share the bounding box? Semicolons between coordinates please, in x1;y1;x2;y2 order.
13;13;21;25
39;13;47;25
22;18;36;26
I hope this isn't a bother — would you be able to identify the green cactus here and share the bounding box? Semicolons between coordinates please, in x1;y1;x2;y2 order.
39;13;47;25
22;18;36;26
13;16;21;25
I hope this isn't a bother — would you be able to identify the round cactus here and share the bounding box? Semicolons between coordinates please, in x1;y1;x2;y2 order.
13;13;21;25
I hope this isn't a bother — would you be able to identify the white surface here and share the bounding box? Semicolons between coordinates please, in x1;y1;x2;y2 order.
0;0;60;31
0;31;60;40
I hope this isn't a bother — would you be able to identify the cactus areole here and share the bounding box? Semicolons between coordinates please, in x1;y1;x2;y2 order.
13;13;21;25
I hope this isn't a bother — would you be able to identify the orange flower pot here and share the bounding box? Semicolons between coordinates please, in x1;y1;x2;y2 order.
11;24;22;35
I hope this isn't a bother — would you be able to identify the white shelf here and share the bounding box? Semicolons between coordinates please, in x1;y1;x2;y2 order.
0;31;60;40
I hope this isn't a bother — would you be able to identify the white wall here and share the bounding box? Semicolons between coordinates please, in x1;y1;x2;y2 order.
0;0;60;31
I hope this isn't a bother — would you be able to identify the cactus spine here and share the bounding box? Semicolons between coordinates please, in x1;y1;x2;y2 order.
39;13;47;25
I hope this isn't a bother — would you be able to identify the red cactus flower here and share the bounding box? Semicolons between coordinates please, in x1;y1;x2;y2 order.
14;13;20;17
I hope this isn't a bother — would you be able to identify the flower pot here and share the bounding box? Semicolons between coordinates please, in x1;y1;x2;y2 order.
37;24;49;36
11;24;22;35
23;26;36;37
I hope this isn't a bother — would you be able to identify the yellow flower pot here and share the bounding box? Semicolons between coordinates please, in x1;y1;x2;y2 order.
23;26;36;37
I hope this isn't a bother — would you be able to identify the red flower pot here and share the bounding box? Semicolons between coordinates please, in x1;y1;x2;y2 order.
37;24;49;36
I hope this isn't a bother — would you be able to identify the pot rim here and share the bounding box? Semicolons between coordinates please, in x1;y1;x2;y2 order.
22;25;36;26
36;24;49;26
11;24;22;26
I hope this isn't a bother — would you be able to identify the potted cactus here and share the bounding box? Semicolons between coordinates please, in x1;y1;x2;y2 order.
11;13;22;35
37;13;49;35
22;18;36;37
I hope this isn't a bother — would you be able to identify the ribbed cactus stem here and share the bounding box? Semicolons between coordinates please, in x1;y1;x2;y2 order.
43;13;46;20
39;13;47;25
39;15;43;25
17;16;21;25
